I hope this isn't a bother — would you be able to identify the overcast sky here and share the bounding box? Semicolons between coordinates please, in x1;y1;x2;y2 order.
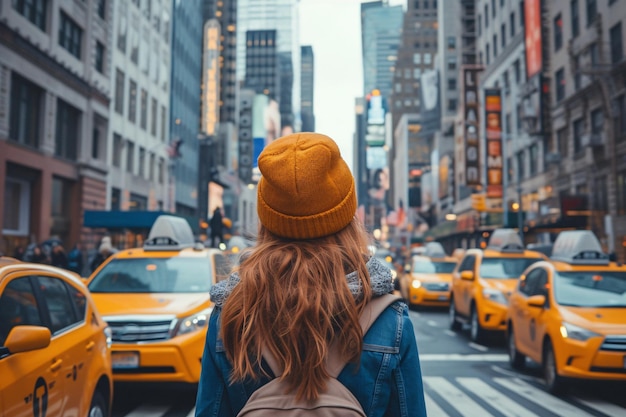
299;0;405;172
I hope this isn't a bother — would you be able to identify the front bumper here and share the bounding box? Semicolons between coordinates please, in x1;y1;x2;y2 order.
555;336;626;381
408;285;450;306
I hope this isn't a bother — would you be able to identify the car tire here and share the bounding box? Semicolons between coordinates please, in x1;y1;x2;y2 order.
543;340;566;395
449;296;462;331
469;304;485;343
507;325;525;370
88;390;108;417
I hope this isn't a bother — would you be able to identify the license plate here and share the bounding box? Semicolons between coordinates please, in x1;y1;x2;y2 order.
438;295;448;301
112;352;139;369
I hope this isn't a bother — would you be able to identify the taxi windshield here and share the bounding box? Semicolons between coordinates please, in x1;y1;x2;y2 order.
412;261;456;274
88;257;213;293
479;257;541;279
554;271;626;308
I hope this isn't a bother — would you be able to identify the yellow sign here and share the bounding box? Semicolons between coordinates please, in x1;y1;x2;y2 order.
202;19;221;136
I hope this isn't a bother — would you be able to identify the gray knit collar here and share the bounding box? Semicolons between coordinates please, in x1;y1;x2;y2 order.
210;256;394;308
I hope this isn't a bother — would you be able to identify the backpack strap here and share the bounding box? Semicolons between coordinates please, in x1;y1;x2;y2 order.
326;294;402;377
262;294;402;378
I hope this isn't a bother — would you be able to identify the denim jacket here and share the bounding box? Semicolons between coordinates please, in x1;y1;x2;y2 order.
195;258;427;417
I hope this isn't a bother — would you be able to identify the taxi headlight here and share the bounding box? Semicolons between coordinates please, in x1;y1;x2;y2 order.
103;326;112;349
173;308;213;336
411;280;422;289
482;288;508;305
559;322;601;341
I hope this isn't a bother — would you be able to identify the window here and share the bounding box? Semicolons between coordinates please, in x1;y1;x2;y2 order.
95;41;105;73
610;23;623;64
505;113;511;134
138;147;145;178
149;153;155;180
594;176;608;212
568;1;579;38
510;12;515;37
517;151;525;180
129;193;147;211
478;14;482;36
130;25;139;64
447;56;457;70
486;44;490;65
513;60;521;83
459;256;476;272
448;78;457;90
92;126;100;160
117;2;127;52
507;157;513;182
38;277;78;334
55;99;80;160
485;5;489;28
618;170;626;215
424;53;432;64
555;68;565;102
13;0;47;31
151;98;158;136
492;0;496;17
9;73;43;148
529;144;539;176
501;24;506;48
0;277;42;345
97;0;106;19
493;35;498;57
51;176;71;219
447;36;456;50
554;14;563;51
128;79;137;122
448;99;457;111
586;0;597;27
573;118;584;154
140;89;148;130
59;11;82;59
519;1;524;27
3;178;31;236
111;187;121;210
158;157;165;183
413;53;421;65
618;95;626;138
552;128;565;159
112;133;122;167
591;108;604;135
114;69;125;114
160;105;166;141
126;141;134;173
503;71;510;94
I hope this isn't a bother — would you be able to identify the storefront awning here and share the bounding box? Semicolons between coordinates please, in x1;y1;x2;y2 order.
84;210;178;229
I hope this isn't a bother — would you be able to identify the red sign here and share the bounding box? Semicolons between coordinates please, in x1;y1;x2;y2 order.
524;0;543;78
485;88;503;199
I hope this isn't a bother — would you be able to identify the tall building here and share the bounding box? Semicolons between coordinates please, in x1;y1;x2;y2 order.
0;0;112;254
170;0;204;217
361;1;403;99
237;0;301;131
244;30;279;96
300;45;315;132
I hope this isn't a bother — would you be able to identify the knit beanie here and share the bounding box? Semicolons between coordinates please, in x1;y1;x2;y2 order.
257;132;357;240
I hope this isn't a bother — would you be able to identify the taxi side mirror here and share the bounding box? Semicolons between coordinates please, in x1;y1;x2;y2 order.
4;326;51;354
527;294;546;308
460;270;475;281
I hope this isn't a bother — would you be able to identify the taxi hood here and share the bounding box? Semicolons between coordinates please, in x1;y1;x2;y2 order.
559;306;626;333
91;293;211;317
479;278;518;297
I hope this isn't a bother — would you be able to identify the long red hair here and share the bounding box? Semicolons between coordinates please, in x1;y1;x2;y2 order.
220;218;373;401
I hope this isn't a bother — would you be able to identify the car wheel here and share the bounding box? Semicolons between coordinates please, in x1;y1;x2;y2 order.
88;390;108;417
469;304;485;343
543;340;565;394
507;325;525;370
449;296;462;331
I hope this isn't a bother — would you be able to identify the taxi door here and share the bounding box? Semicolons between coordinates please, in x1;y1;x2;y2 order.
455;255;477;317
0;274;66;417
514;268;548;359
525;268;550;357
36;275;95;416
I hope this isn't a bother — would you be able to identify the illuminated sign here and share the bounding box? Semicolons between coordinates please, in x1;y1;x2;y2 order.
524;0;542;79
463;67;482;186
485;88;503;199
202;19;220;136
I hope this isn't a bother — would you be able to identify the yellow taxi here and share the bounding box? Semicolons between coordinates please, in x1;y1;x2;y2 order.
449;229;546;343
0;257;113;417
507;230;626;393
85;215;232;386
400;242;458;308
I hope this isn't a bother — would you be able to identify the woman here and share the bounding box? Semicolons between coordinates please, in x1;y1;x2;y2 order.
196;133;426;417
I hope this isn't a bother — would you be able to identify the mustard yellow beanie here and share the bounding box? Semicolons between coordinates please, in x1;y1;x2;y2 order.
257;132;357;240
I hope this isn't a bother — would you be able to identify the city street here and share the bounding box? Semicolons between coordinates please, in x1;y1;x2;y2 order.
110;307;626;417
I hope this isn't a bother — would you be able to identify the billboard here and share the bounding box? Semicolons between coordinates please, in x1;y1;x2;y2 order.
366;90;386;146
419;69;441;132
251;94;281;182
524;0;543;79
463;67;482;186
485;88;503;199
201;19;220;136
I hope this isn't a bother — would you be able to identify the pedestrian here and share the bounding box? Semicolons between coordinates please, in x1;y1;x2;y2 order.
195;133;426;417
209;207;224;248
30;245;49;264
50;244;69;269
90;236;116;273
67;244;84;275
12;246;25;261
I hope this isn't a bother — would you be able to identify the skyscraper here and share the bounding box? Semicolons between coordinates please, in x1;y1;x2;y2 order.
300;45;315;132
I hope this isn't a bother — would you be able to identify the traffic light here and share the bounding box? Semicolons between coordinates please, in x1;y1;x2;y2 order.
471;193;486;212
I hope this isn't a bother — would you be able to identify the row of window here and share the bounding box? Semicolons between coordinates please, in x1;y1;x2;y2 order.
111;134;166;185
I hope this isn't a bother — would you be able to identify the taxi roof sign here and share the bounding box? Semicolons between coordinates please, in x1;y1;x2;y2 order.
424;242;447;258
144;215;195;251
487;229;524;253
550;230;609;265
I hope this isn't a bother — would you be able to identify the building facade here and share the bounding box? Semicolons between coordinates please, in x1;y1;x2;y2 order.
0;0;112;255
300;45;315;132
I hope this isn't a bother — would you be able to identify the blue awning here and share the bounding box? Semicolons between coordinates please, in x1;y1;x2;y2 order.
83;210;176;229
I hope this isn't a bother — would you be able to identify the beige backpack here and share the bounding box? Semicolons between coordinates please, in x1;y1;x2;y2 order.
237;294;401;417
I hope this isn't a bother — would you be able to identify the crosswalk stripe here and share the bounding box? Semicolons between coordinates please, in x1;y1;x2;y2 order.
425;376;495;416
424;393;448;417
123;404;171;417
420;353;508;361
493;378;594;417
185;406;197;417
457;378;540;417
576;397;626;416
